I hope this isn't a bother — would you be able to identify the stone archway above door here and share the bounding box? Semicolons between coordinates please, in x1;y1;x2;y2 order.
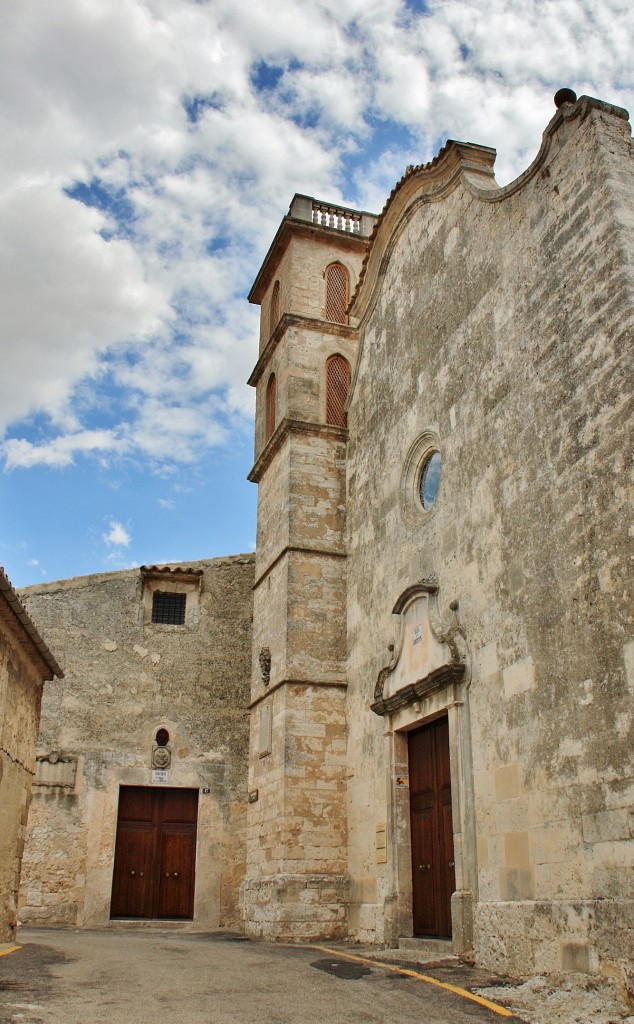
371;577;468;717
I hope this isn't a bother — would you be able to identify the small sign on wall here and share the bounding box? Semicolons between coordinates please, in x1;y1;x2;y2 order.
152;769;169;784
395;774;409;788
413;625;422;645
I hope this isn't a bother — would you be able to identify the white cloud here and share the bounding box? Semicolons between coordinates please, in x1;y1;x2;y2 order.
0;0;632;476
3;429;127;470
103;520;131;548
0;182;171;435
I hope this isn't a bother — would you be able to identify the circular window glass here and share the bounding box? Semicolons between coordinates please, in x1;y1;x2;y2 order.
419;450;441;510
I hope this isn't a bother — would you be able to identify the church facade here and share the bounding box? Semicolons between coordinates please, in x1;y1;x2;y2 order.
241;91;634;984
19;92;633;988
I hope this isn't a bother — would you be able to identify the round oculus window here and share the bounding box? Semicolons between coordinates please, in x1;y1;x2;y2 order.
419;450;441;510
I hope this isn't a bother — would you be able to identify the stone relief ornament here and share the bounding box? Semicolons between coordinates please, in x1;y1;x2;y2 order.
371;577;470;716
33;752;78;789
259;646;271;686
151;745;171;769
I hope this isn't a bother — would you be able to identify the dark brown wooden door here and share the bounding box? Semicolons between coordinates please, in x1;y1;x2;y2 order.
110;787;198;920
408;716;455;937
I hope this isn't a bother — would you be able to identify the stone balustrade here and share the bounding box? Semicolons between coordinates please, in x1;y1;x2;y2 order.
288;194;376;237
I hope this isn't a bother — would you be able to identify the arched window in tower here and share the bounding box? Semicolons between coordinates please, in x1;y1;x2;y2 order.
325;263;349;324
265;373;277;440
326;354;350;428
270;280;280;336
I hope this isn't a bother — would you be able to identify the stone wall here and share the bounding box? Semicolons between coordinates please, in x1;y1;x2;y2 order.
345;95;634;983
18;555;254;929
0;569;60;942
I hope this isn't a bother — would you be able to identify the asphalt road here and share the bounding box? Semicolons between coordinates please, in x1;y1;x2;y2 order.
0;928;524;1024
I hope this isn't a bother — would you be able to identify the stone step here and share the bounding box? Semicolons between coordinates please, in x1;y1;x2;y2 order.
108;919;194;931
397;937;454;957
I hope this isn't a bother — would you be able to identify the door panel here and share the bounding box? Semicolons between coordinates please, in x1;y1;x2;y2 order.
110;823;154;918
117;787;155;823
158;828;197;918
162;787;198;823
110;787;198;920
408;716;455;937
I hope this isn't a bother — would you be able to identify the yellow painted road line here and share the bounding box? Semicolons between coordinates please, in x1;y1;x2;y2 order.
309;944;515;1018
0;945;21;958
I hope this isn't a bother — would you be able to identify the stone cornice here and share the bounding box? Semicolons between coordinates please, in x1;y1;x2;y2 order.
371;662;465;717
248;313;358;388
248;417;348;483
249;216;370;306
249;676;347;709
253;544;346;591
350;95;629;335
349;140;497;329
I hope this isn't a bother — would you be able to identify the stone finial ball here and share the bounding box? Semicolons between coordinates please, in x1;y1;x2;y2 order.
554;88;578;108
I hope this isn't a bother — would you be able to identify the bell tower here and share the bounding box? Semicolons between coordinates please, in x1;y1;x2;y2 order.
241;194;376;939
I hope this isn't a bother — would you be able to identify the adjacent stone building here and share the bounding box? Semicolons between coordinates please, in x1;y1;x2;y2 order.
18;91;633;991
18;556;254;930
0;567;61;942
242;91;633;989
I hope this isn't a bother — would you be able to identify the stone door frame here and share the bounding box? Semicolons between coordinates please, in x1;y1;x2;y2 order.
383;692;477;953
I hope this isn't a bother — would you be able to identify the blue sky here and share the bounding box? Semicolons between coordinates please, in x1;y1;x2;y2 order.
1;0;632;588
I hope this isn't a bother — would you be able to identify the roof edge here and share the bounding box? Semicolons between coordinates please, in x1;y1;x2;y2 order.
0;566;63;679
350;93;630;324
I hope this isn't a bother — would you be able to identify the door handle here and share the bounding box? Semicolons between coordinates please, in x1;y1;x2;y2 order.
130;871;135;877
449;861;455;868
173;872;179;878
418;863;431;871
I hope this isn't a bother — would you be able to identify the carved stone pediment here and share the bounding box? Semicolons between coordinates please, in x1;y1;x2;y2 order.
371;578;467;716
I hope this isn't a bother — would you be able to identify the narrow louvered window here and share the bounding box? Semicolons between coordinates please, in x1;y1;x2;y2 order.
265;373;277;440
325;263;349;324
326;355;350;427
270;280;280;336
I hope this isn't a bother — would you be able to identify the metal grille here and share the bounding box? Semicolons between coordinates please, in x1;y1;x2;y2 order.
326;355;350;427
269;280;280;335
266;373;277;439
325;263;348;324
152;591;186;625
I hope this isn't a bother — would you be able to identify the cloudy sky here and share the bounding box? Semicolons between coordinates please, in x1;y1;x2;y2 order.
1;0;632;587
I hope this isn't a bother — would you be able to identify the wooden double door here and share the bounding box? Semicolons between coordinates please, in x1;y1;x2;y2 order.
408;716;456;938
110;786;198;920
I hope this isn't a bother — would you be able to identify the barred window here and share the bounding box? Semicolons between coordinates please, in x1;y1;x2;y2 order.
270;280;280;336
152;592;186;625
265;373;277;440
325;263;349;324
326;354;351;427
